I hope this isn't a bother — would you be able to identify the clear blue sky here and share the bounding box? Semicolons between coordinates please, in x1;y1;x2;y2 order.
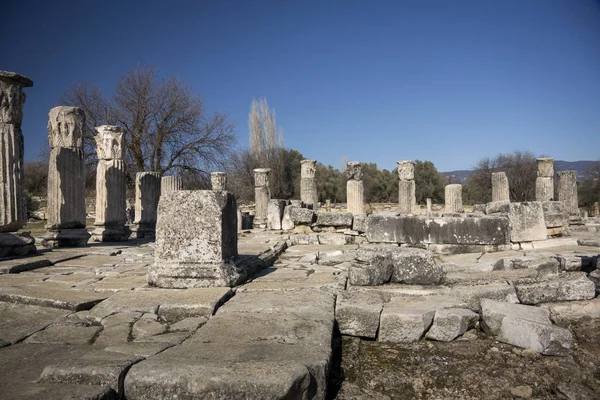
3;0;600;172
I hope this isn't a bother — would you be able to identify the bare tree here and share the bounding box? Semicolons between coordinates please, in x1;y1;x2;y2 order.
60;65;236;187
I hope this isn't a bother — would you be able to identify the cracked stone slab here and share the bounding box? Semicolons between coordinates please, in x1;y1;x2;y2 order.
88;287;232;322
103;342;175;358
425;308;479;342
498;316;573;356
1;383;117;400
25;325;101;345
39;350;143;394
0;255;52;274
0;283;108;311
0;302;71;344
480;299;551;336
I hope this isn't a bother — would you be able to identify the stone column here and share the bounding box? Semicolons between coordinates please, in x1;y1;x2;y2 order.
557;170;578;215
253;168;271;228
397;160;416;214
300;159;318;209
346;162;364;215
0;71;35;256
445;184;464;213
491;172;510;202
148;190;239;288
595;202;599;217
42;106;90;247
132;172;161;239
211;172;227;191
535;158;554;201
91;125;130;242
426;198;432;216
161;176;183;196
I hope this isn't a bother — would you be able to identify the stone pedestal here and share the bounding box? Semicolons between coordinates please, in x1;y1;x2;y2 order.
161;176;183;196
253;168;271;228
42;106;90;247
0;71;35;255
148;190;239;288
300;159;318;209
132;172;161;239
445;184;464;213
535;158;554;201
491;172;510;202
346;162;364;215
397;161;416;214
91;126;130;242
211;172;227;191
557;171;578;216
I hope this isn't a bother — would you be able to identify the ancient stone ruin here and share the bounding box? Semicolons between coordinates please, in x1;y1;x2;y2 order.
42;106;90;247
91;125;130;242
0;71;35;256
397;160;416;214
346;162;364;215
210;171;227;191
132;172;161;239
300;159;318;209
253;168;271;228
161;175;183;195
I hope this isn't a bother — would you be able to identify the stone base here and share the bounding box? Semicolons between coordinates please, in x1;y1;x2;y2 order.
41;229;91;248
131;223;156;239
0;232;37;257
90;225;130;242
147;260;243;288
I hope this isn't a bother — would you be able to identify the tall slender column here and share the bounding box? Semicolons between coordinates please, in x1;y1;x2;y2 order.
300;159;318;209
253;168;271;228
445;184;464;213
557;170;578;215
346;162;364;215
491;172;510;202
211;172;227;191
132;172;161;238
161;176;183;196
535;158;554;201
42;106;90;247
91;125;130;242
397;160;416;214
0;71;35;256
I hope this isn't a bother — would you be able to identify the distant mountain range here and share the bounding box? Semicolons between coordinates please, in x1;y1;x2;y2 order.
442;160;598;183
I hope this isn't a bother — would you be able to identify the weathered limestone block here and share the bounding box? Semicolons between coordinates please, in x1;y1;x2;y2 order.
488;201;547;243
91;126;129;242
346;162;364;215
335;291;384;338
253;168;271;228
449;283;518;312
148;190;243;288
365;214;510;245
300;159;318;209
515;273;596;304
491;172;510;202
43;106;90;247
267;199;286;230
132;172;161;239
315;211;353;227
480;299;551;336
537;157;554;177
535;177;554;201
352;214;367;233
389;248;445;285
444;184;463;213
557;170;578;215
160;176;183;195
498;316;572;356
379;296;465;343
425;308;478;342
210;172;226;191
0;71;33;234
349;248;393;286
281;206;294;230
287;206;314;225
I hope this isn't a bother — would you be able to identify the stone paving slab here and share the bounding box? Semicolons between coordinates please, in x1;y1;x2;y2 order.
3;383;117;400
0;302;71;344
0;282;109;311
25;324;101;345
125;290;335;400
88;287;233;322
0;255;52;274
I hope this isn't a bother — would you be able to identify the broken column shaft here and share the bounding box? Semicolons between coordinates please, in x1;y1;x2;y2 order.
535;158;554;201
346;162;364;215
491;172;510;202
253;168;271;228
300;159;318;209
133;172;161;239
397;160;416;214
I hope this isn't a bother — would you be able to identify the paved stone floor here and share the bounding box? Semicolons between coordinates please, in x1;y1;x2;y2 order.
1;228;600;399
